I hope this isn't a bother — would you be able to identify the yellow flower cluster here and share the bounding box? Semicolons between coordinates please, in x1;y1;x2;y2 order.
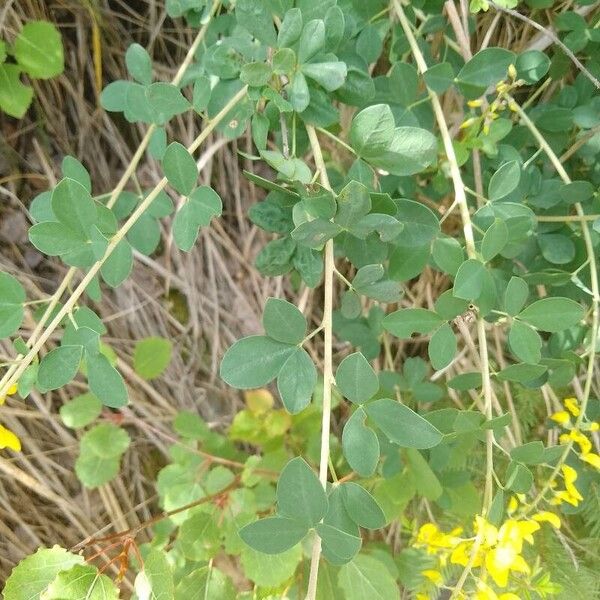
413;509;560;597
550;397;600;473
0;383;21;452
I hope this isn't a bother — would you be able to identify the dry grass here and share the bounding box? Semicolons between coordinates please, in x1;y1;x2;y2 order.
0;0;598;588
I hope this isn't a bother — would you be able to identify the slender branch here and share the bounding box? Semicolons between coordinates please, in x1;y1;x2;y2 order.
508;97;600;514
0;10;221;395
0;85;248;399
304;125;335;600
392;2;495;596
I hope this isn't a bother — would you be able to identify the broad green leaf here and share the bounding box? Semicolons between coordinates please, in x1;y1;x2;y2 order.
428;322;456;370
0;272;25;338
172;186;222;251
481;219;508;261
220;335;296;389
393;200;440;247
278;8;303;48
192;76;211;112
423;61;454;93
335;180;371;228
292;219;342;247
504;276;529;315
14;21;64;79
59;393;102;429
87;352;128;408
240;545;302;587
341;482;386;529
29;222;86;256
175;567;236;600
289;71;310;112
84;423;130;458
240;62;272;87
146;82;190;125
236;0;277;47
383;308;443;339
349;104;395;157
366;398;443;448
125;43;152;85
338;555;400;600
342;407;380;477
163;142;197;195
277;457;327;526
405;448;443;500
538;233;575;265
0;64;33;118
133;337;172;379
335;352;379;404
510;441;545;465
37;345;83;391
3;547;83;600
277;348;316;413
239;517;307;554
298;19;325;63
508;320;542;364
517;297;584;332
516;50;550;83
100;239;133;287
43;564;119;600
52;178;97;236
456;48;515;99
61;156;91;193
432;236;464;276
143;549;175;600
178;511;220;561
100;80;130;112
317;523;362;564
497;362;547;382
263;297;307;344
488;161;521;201
453;259;486;300
506;461;533;493
302;61;347;91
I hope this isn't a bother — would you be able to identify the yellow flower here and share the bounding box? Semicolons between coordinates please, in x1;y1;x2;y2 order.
415;523;462;553
588;422;599;432
475;515;499;548
532;511;561;529
507;496;519;515
550;411;570;426
561;430;592;455
551;465;583;506
415;594;429;600
508;64;517;80
422;569;443;585
468;99;483;108
564;397;580;417
450;540;482;567
460;117;479;130
0;424;21;452
499;595;521;600
0;383;18;405
486;543;530;587
581;452;600;469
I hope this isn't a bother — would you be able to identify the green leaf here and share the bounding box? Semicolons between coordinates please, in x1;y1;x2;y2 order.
29;222;86;257
192;76;211;112
220;335;296;389
405;448;443;500
298;19;325;63
508;320;542;364
146;82;190;125
342;407;380;477
178;512;220;561
134;337;173;379
456;48;515;99
393;200;440;247
278;8;303;48
277;348;316;414
240;545;302;587
505;461;533;493
497;362;547;383
481;219;508;261
59;393;102;429
277;457;328;526
100;239;133;287
163;142;197;195
142;549;175;600
302;61;347;91
87;352;128;408
367;127;437;176
84;423;130;458
263;297;307;344
516;50;550;84
366;398;443;448
453;259;486;300
173;186;222;251
0;272;25;338
338;555;400;600
0;64;33;118
504;276;529;315
125;43;152;85
3;547;83;600
100;80;130;112
510;441;545;464
383;308;443;339
428;322;456;370
61;156;91;193
349;104;395;157
52;177;97;236
239;517;308;554
334;181;371;228
517;297;584;332
317;523;361;564
292;219;342;247
432;236;464;276
488;161;521;201
37;345;82;391
335;352;379;404
289;71;310;112
236;0;277;47
240;62;272;87
43;564;119;600
14;21;64;79
341;482;386;529
423;61;454;93
175;567;236;600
